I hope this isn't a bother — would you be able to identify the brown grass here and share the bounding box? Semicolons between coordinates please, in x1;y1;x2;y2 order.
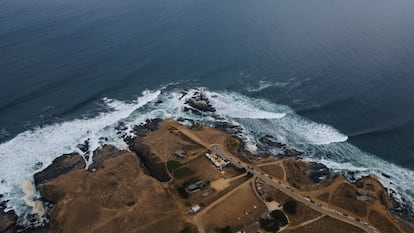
141;122;205;162
200;182;267;233
177;155;223;182
43;153;187;233
316;192;330;203
260;164;285;180
331;183;368;217
283;216;366;233
286;201;322;226
368;210;401;233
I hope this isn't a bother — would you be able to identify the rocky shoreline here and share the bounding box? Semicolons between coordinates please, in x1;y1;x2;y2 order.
1;115;414;232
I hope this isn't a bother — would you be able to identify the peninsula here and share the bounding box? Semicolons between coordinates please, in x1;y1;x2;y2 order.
1;119;413;233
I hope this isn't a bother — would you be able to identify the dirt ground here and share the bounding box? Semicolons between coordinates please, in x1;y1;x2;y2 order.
330;183;368;217
281;216;366;233
141;121;205;162
197;181;267;233
368;210;402;233
259;163;285;180
42;152;189;233
285;202;322;226
176;155;224;182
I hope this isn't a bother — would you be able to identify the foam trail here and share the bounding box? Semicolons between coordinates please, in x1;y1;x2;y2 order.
246;80;288;92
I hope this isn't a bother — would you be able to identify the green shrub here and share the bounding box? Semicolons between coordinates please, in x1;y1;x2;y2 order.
283;200;297;215
167;160;182;171
173;167;195;179
177;186;189;199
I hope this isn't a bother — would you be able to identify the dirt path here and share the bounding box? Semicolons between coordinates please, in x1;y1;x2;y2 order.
173;124;375;233
282;215;326;231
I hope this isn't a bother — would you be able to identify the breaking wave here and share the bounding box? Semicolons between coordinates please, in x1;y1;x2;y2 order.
0;86;412;226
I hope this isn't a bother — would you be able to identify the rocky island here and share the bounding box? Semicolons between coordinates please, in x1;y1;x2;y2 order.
1;117;413;233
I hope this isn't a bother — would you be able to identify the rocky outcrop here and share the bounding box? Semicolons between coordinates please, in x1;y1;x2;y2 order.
0;197;17;233
34;153;85;186
87;145;127;171
122;119;170;182
308;162;331;183
129;141;171;182
185;90;216;113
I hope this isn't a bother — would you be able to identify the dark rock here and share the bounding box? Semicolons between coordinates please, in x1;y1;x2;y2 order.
88;145;128;171
178;90;188;100
34;153;85;186
122;118;169;182
381;172;392;179
17;226;49;233
154;99;163;105
259;135;286;149
76;139;90;153
129;141;171;182
282;148;304;157
114;121;128;131
184;90;216;113
130;118;162;137
0;197;17;233
308;162;331;183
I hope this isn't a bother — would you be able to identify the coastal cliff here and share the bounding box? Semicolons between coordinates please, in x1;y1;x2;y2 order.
2;120;413;233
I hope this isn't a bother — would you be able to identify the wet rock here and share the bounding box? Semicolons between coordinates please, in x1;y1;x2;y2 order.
178;90;188;100
185;90;216;112
381;172;392;179
282;148;304;157
114;121;128;131
0;199;17;233
76;139;90;153
308;162;331;183
259;135;285;149
18;226;49;233
130;118;162;137
34;153;85;186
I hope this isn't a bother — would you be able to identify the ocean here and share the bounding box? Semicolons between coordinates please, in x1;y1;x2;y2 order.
1;0;414;225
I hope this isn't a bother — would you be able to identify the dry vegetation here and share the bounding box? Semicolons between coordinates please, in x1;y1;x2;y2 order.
368;211;402;233
42;152;188;233
285;202;321;226
283;159;332;191
331;183;368;217
199;182;267;233
316;192;330;203
141;121;205;162
260;163;285;180
282;216;366;233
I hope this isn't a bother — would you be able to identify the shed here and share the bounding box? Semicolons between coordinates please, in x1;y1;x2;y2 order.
175;149;186;159
191;205;201;213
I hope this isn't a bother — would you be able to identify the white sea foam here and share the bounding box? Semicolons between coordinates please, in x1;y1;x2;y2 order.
278;116;349;145
0;90;160;220
207;91;286;119
306;142;414;206
1;87;413;225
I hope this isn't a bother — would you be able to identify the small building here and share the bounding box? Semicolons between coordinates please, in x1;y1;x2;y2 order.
205;153;230;171
175;149;186;159
190;205;201;214
185;181;208;193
